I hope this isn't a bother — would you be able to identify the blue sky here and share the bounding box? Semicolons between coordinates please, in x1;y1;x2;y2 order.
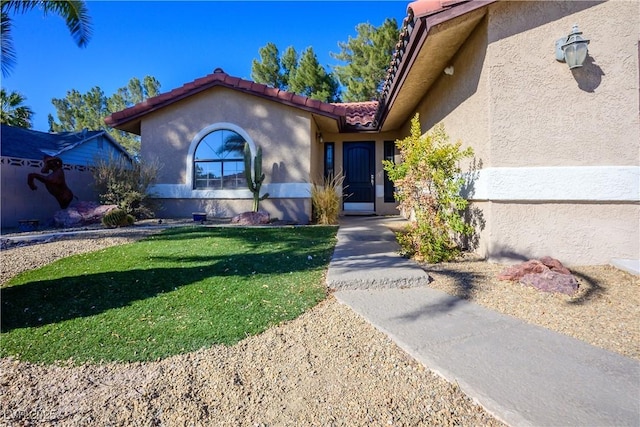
2;1;409;132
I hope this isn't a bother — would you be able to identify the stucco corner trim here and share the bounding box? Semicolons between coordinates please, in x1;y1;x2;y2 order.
463;166;640;202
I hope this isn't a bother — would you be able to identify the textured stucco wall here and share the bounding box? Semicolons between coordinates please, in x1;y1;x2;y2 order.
408;0;639;265
415;15;491;169
138;87;315;222
1;160;97;229
141;87;312;184
487;0;639;167
488;202;640;266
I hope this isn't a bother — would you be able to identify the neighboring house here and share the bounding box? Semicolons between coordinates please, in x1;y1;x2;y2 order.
106;0;639;266
0;124;132;228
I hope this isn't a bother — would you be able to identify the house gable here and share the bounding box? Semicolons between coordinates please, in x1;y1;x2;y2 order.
105;68;353;135
0;124;132;165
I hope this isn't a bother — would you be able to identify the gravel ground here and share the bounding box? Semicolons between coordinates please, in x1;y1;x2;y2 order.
1;223;638;426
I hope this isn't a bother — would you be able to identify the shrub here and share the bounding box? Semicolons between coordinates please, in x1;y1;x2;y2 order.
101;208;135;228
311;173;345;225
383;114;474;263
92;154;161;219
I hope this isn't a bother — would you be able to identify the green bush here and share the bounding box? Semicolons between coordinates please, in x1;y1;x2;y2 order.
311;173;345;225
92;154;161;219
383;114;474;263
101;208;135;228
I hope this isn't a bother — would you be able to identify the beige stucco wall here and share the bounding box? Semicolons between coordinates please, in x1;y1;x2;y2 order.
139;87;316;223
409;0;639;265
1;159;97;229
487;202;639;266
415;14;491;168
487;0;639;167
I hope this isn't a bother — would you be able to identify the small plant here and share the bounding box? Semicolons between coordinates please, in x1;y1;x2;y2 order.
244;142;269;212
311;173;345;225
383;114;474;263
92;153;161;219
101;208;135;228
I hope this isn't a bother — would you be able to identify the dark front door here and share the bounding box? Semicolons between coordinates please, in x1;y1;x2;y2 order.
343;141;375;212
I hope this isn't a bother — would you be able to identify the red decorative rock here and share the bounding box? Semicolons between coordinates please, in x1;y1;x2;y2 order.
230;211;270;226
54;201;118;228
539;256;572;275
520;270;579;295
497;260;547;281
498;257;579;295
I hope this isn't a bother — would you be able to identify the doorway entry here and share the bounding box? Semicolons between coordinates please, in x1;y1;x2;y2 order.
343;141;375;213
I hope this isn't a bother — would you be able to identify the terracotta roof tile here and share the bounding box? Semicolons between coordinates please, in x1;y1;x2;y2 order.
339;101;379;127
105;68;348;132
238;80;252;90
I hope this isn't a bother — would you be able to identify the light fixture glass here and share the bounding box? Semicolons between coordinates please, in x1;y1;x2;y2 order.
556;25;590;69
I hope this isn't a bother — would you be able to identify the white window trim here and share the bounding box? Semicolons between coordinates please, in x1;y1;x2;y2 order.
186;122;257;194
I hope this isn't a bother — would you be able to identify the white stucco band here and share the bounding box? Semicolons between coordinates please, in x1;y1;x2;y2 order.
149;183;312;199
464;166;640;202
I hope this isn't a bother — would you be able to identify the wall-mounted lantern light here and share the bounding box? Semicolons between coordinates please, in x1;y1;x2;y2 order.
316;132;323;144
555;24;590;69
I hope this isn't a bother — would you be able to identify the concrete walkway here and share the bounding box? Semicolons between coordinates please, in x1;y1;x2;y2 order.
329;216;640;427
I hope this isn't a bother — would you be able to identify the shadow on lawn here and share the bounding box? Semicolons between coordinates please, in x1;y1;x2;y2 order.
1;228;337;332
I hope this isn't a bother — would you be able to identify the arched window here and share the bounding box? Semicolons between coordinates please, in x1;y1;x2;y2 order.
193;129;246;189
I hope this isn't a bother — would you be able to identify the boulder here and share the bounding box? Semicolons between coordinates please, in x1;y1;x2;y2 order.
497;260;547;281
498;257;579;295
231;211;270;226
520;270;579;295
54;201;118;228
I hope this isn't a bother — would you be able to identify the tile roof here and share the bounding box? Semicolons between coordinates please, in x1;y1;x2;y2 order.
0;124;130;160
337;101;379;128
105;68;350;134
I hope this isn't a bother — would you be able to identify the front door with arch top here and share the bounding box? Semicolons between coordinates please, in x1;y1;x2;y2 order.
343;141;375;212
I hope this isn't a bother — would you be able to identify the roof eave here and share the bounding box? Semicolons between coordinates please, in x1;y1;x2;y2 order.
376;0;497;131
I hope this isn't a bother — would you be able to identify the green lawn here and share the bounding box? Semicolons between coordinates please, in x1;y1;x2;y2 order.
1;226;337;364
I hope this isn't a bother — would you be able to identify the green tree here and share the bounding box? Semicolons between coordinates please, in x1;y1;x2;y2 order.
1;0;92;77
331;18;399;101
383;114;474;263
289;47;340;102
48;76;161;155
251;42;282;88
0;88;33;128
251;44;339;102
280;46;298;90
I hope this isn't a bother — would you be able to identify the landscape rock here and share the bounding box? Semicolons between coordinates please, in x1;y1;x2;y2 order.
498;256;578;295
520;270;579;295
231;211;270;225
53;201;118;228
497;260;547;281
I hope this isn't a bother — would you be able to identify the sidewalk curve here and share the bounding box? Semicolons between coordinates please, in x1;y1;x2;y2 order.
329;216;640;427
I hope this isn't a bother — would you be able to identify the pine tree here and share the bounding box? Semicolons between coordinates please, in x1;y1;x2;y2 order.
251;44;339;102
331;18;399;101
288;47;340;102
251;42;282;88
